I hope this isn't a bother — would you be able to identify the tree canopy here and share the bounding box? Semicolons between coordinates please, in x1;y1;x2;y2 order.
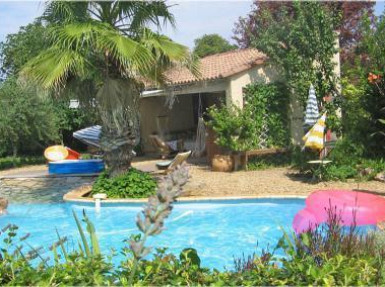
251;2;339;101
249;2;341;131
193;34;237;58
0;77;59;156
233;1;375;63
0;21;49;79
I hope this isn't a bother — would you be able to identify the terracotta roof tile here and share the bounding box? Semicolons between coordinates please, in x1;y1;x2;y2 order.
163;48;267;85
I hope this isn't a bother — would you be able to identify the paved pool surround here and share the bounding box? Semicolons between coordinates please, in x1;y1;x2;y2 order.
63;184;307;204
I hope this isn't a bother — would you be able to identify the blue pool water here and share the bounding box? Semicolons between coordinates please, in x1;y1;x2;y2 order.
0;199;304;270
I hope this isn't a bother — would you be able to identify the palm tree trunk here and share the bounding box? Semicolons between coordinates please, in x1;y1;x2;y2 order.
101;129;136;177
97;78;140;177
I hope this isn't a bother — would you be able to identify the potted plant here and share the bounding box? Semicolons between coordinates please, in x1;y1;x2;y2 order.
206;105;253;172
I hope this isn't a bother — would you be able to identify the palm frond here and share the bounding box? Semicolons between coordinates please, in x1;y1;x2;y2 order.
24;1;196;91
96;28;155;77
116;1;176;32
49;22;96;51
51;22;155;78
139;29;201;83
22;46;88;89
42;1;89;24
141;29;188;60
181;52;201;81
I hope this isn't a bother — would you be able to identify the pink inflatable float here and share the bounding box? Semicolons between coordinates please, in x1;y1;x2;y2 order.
293;190;385;234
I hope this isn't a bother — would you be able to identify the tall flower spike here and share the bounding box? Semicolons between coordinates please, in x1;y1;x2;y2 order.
129;163;189;262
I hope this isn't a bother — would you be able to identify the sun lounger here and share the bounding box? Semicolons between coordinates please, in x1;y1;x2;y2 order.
153;151;191;175
149;134;184;159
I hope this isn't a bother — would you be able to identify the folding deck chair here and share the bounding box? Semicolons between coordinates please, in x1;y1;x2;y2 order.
153;151;192;175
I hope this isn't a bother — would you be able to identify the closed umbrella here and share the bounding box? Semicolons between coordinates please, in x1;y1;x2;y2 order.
73;125;101;148
303;113;326;151
304;84;319;127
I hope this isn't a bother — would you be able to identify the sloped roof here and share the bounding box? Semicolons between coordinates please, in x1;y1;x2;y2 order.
163;48;267;85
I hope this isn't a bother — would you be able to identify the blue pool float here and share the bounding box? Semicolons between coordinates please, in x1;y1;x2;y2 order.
48;159;104;175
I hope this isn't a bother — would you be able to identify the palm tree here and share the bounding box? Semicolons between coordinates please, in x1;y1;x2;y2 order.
23;1;198;177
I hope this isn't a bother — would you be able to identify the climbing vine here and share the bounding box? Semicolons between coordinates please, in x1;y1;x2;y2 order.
243;82;290;148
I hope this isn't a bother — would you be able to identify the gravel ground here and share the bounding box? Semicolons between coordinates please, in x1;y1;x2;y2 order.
1;161;385;201
133;159;385;198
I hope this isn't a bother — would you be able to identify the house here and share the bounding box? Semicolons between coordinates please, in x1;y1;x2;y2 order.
139;48;282;152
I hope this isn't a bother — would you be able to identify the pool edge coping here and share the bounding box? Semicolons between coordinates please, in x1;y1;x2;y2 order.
63;185;307;204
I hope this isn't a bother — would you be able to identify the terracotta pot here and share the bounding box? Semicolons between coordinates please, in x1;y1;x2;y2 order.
211;154;234;172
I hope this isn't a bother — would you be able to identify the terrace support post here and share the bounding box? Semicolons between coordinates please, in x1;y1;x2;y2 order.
289;88;304;146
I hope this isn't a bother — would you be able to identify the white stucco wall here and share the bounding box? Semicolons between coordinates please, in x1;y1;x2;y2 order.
226;65;279;108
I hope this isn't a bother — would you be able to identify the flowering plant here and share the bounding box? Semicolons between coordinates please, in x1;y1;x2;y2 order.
368;72;382;84
127;164;189;284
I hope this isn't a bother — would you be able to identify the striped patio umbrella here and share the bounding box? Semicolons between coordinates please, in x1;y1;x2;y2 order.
73;125;101;148
73;126;137;156
304;84;319;127
303;113;326;150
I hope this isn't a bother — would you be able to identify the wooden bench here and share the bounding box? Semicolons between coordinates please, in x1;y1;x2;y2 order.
235;148;288;171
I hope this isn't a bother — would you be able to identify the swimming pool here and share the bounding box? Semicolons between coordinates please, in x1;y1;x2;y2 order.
0;198;304;270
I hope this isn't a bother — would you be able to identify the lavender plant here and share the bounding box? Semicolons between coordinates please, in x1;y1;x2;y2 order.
128;163;189;283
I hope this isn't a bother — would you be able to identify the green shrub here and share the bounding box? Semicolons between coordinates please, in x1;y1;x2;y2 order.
91;168;157;198
317;164;358;181
0;156;45;171
358;158;385;179
316;158;385;182
247;152;291;170
206;104;254;152
290;146;319;172
291;139;385;181
327;139;364;166
316;140;385;181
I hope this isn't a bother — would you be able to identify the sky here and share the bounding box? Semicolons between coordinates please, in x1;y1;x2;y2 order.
0;1;384;48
